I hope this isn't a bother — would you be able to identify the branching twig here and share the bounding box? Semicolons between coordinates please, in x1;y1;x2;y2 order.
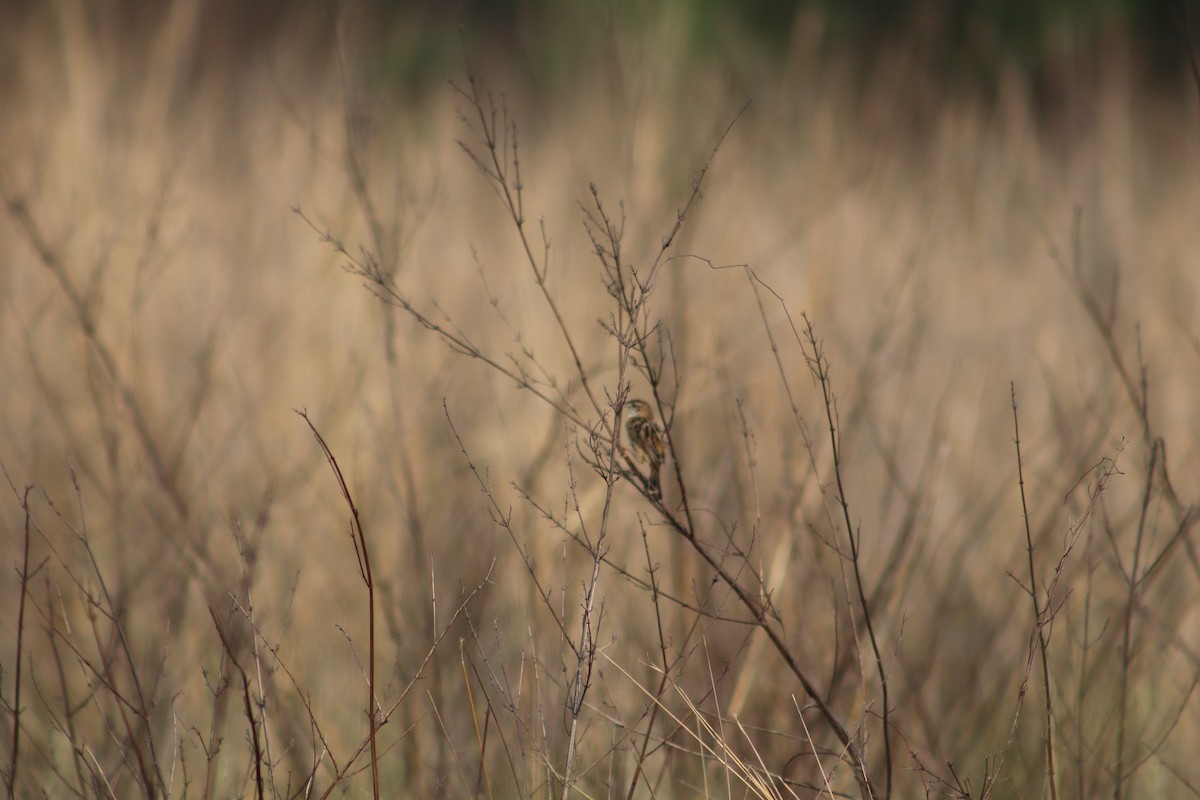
1010;383;1058;800
800;315;892;799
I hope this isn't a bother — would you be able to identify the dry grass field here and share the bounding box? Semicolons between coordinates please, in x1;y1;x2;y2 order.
2;3;1199;798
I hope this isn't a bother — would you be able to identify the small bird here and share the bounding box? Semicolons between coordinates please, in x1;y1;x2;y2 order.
625;399;666;500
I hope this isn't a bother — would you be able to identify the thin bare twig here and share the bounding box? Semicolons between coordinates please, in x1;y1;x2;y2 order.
6;486;35;800
1010;383;1059;800
297;410;380;800
800;315;892;799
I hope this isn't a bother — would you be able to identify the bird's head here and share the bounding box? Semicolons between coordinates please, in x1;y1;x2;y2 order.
625;399;654;419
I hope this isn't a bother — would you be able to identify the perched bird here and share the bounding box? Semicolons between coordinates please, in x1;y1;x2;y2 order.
625;399;666;500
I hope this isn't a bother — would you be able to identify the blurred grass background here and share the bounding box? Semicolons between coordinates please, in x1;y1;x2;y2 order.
2;1;1199;797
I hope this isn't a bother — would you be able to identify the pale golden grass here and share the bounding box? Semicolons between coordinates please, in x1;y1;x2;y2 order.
2;5;1199;798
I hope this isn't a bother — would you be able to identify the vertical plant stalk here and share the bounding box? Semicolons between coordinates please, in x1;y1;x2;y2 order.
66;467;165;798
623;521;674;800
1114;440;1157;800
738;264;885;795
986;429;1121;798
209;609;265;800
6;486;33;800
41;576;88;795
1048;212;1196;796
802;316;893;799
200;638;233;799
299;411;380;800
545;379;628;797
1011;384;1059;800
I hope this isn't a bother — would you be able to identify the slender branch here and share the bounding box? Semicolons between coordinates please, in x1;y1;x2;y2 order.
208;609;265;800
297;410;380;800
6;486;34;800
802;315;892;798
1010;383;1058;800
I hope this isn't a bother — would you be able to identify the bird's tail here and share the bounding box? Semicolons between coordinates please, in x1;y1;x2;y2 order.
648;466;662;500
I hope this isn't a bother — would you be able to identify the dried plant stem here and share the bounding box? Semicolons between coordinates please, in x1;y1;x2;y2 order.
1011;383;1059;800
801;315;893;799
1114;438;1158;800
1047;211;1197;797
624;522;674;800
5;487;33;800
298;411;380;800
649;497;876;796
62;467;166;798
209;609;265;800
985;438;1121;799
454;70;608;431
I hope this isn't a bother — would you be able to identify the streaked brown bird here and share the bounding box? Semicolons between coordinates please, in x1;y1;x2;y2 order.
625;399;665;500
